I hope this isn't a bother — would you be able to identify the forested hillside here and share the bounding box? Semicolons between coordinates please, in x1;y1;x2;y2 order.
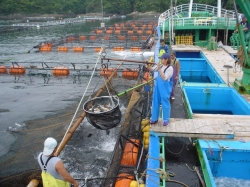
0;0;234;16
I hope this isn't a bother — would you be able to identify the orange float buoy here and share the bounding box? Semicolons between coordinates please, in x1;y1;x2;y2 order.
52;67;69;76
0;66;7;74
130;47;142;52
65;37;75;42
141;36;147;40
94;47;101;52
96;30;103;34
146;30;153;35
106;30;112;34
73;47;84;52
122;68;139;80
120;139;139;166
113;47;125;51
90;36;97;40
128;30;133;35
39;46;52;52
137;30;143;35
115;30;121;34
118;36;126;41
100;68;117;77
130;36;138;41
58;46;68;52
114;173;134;187
9;66;26;75
103;36;110;40
79;36;87;40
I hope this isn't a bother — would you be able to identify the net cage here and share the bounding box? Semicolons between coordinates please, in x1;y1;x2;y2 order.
83;96;121;130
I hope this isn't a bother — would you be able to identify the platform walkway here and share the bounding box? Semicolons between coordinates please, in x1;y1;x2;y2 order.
150;45;250;141
151;115;250;140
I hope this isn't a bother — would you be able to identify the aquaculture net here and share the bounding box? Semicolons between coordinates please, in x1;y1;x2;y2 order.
0;76;139;187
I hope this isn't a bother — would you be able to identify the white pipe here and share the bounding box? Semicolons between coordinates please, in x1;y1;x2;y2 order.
188;0;193;18
217;0;221;17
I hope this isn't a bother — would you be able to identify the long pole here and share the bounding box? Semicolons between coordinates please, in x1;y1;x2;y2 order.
117;78;155;97
55;62;123;155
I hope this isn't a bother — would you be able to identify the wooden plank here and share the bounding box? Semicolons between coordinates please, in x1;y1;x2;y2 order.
193;114;250;120
150;118;234;139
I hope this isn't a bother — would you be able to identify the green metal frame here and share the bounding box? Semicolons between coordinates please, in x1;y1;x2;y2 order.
196;141;213;187
233;0;250;93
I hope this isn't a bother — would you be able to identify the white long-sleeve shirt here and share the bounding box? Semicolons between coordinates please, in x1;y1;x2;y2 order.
152;65;173;81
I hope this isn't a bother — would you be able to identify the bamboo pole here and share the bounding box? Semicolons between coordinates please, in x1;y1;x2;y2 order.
55;61;124;155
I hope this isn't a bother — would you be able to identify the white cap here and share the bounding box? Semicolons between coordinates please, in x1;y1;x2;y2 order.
43;137;57;155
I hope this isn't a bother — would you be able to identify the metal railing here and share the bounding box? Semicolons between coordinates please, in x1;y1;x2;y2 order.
158;3;237;26
162;17;236;28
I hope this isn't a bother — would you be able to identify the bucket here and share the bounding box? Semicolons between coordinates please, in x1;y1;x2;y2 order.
83;96;121;130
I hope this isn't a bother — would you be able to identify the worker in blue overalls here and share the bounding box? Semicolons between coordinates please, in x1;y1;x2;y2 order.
147;53;173;126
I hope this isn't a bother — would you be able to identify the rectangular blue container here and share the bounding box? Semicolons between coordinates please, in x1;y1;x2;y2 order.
183;86;250;115
198;140;250;186
179;58;224;84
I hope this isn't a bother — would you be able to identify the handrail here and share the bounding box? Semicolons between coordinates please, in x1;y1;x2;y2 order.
158;3;237;26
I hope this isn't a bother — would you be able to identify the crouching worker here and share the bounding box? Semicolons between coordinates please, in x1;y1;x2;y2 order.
146;53;173;126
38;137;79;187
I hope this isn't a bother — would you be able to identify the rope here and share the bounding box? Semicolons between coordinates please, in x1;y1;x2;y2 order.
165;143;184;154
144;168;188;187
146;154;166;162
186;164;206;187
57;46;105;154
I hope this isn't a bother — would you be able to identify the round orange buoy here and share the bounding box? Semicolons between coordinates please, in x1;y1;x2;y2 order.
73;47;84;52
113;47;125;51
115;173;134;187
58;46;68;52
0;66;7;74
106;30;112;34
137;30;143;35
96;30;103;34
79;36;87;40
118;36;126;41
52;67;69;76
120;139;139;166
115;30;121;34
146;30;153;35
122;68;139;80
103;36;110;40
130;36;138;41
130;47;142;52
9;66;26;75
128;31;133;35
94;47;101;52
39;46;52;52
90;36;97;40
65;37;75;42
100;68;117;77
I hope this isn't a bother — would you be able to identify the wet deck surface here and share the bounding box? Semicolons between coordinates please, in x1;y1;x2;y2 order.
165;83;204;187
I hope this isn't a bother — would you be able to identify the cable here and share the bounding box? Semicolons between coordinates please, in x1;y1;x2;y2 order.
57;46;105;154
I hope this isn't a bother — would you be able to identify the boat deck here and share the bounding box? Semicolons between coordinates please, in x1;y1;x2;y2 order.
151;115;250;140
150;45;250;141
